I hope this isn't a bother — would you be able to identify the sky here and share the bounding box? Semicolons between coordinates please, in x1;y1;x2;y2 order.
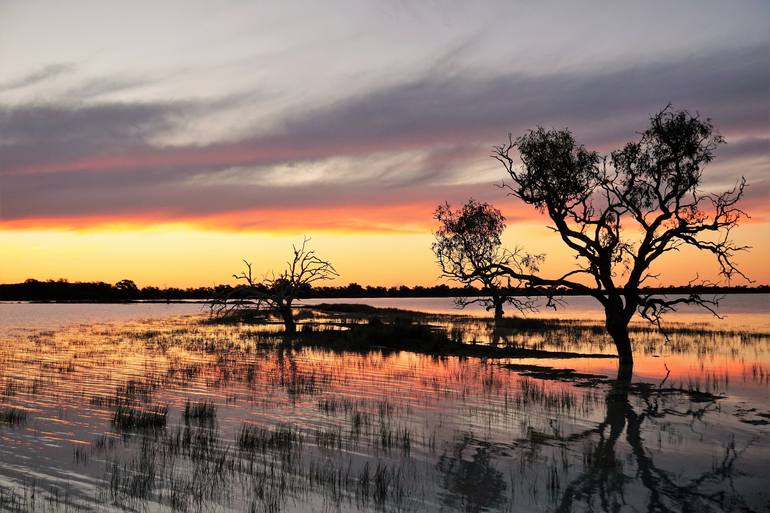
1;1;769;287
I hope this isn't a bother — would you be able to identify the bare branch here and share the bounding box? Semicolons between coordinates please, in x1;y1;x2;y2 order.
210;237;338;332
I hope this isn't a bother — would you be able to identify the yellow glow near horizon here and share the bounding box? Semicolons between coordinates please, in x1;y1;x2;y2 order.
2;222;768;288
0;227;438;287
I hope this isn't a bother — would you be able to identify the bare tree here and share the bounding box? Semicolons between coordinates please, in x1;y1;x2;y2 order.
432;199;539;322
483;106;748;377
212;237;338;333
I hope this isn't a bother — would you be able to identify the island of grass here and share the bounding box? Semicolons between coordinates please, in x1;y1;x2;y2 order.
210;303;616;360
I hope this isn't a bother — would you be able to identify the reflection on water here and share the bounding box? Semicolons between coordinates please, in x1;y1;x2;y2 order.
437;435;507;513
0;301;206;329
0;303;768;512
301;294;770;332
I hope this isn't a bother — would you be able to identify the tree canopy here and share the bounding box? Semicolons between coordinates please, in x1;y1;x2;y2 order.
484;106;748;374
432;199;538;320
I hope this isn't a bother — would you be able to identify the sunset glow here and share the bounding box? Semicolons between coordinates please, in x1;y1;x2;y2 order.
1;2;768;287
4;4;770;513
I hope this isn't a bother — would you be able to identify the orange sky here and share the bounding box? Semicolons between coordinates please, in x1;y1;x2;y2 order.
2;3;768;289
2;214;767;288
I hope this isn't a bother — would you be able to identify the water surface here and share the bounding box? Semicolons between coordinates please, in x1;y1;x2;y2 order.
0;298;768;512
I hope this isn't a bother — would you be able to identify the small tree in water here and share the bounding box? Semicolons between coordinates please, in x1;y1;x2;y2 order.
485;106;748;377
432;199;539;322
214;237;338;333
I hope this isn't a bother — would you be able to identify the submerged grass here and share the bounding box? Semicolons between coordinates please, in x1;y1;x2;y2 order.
0;407;27;426
112;405;168;431
295;316;614;360
0;303;767;513
183;399;217;423
237;423;303;454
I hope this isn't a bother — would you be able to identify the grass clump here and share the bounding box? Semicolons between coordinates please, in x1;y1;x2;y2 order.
183;400;216;423
0;407;27;426
112;405;167;431
298;317;613;360
299;317;450;353
237;423;302;453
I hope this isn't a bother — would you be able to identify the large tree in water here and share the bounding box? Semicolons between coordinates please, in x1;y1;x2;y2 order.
487;107;748;378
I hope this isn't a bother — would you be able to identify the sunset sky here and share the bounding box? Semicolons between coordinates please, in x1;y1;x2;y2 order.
1;1;769;287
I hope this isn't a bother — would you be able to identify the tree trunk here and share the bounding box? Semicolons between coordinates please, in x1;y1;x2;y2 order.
493;301;504;323
606;313;633;381
491;294;504;324
280;306;296;334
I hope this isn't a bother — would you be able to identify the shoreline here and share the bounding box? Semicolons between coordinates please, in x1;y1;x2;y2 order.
2;288;769;304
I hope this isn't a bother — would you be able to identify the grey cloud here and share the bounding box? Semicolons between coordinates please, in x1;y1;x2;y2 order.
274;43;770;148
0;100;188;171
63;76;156;101
4;42;769;174
0;63;76;92
1;42;768;223
1;166;499;221
718;137;770;161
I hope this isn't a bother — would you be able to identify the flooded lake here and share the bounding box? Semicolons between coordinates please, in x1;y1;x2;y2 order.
0;297;768;512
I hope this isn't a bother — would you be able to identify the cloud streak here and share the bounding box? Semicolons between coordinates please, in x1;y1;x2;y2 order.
1;43;768;231
0;63;76;92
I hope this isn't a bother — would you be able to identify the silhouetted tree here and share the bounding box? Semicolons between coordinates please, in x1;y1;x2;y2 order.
432;199;539;322
115;279;139;299
213;237;338;333
484;107;748;377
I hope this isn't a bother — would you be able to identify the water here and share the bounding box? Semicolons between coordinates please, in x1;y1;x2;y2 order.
0;301;207;330
301;294;770;331
0;297;768;512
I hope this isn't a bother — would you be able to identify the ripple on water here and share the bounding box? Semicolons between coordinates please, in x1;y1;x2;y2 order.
0;305;768;512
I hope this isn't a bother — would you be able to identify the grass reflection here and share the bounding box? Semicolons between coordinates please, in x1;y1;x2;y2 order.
0;305;767;512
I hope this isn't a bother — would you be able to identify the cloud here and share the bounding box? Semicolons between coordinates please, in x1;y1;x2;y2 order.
718;137;770;162
0;63;76;92
1;43;768;231
63;76;158;101
0;101;189;172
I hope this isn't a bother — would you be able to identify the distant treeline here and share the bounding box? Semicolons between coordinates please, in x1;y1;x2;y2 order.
1;278;769;302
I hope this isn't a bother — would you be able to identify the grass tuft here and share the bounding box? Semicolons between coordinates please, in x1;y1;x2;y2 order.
112;405;167;431
0;407;27;426
183;400;216;423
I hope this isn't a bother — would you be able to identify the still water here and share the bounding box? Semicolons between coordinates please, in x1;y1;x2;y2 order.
0;297;768;512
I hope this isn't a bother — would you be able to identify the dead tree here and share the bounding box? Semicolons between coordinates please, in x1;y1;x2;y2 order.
432;199;539;322
484;106;748;377
213;237;338;333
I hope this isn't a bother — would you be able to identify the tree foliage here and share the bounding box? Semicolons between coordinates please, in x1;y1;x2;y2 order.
432;199;539;319
485;106;748;372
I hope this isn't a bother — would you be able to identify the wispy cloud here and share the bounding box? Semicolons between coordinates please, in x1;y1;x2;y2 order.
1;43;768;231
0;62;76;92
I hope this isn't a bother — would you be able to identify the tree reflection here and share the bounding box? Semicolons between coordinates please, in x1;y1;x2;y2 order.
437;433;507;513
554;374;753;513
